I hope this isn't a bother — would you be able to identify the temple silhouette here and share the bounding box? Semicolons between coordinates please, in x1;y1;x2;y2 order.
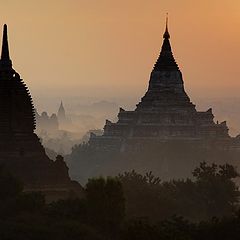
89;18;230;152
0;24;82;198
64;18;240;182
58;101;66;122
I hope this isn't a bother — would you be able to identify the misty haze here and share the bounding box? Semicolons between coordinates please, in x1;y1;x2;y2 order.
0;1;240;239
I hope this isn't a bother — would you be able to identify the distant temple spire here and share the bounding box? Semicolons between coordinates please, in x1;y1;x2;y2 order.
1;24;12;67
153;14;178;71
58;101;66;121
60;101;64;109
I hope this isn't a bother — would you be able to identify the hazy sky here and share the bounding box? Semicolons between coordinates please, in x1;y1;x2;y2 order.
1;0;240;111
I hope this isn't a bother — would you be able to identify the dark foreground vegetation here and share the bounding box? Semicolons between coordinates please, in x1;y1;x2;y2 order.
0;162;240;239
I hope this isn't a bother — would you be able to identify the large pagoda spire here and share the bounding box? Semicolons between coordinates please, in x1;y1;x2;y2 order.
136;16;191;111
153;15;178;71
0;24;36;132
0;24;12;68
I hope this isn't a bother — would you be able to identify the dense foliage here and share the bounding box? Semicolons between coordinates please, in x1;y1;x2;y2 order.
0;162;240;239
119;162;240;221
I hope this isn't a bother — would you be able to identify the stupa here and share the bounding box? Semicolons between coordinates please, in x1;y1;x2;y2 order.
0;24;82;199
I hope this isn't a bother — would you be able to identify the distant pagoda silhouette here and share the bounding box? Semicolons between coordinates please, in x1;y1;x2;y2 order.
90;18;230;151
58;101;66;121
0;24;82;195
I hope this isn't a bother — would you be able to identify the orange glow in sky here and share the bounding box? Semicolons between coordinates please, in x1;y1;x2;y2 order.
0;0;240;108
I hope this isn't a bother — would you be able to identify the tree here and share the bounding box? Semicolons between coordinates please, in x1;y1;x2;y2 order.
118;163;240;222
47;198;87;221
192;162;240;219
86;177;125;232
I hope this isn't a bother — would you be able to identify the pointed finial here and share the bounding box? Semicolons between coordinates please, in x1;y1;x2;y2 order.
163;13;170;39
1;24;10;61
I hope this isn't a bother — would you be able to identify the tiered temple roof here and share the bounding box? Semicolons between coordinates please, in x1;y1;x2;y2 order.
90;18;230;151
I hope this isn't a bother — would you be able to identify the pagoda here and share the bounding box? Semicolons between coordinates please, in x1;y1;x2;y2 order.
0;25;49;161
0;24;82;198
58;101;66;121
89;18;230;152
